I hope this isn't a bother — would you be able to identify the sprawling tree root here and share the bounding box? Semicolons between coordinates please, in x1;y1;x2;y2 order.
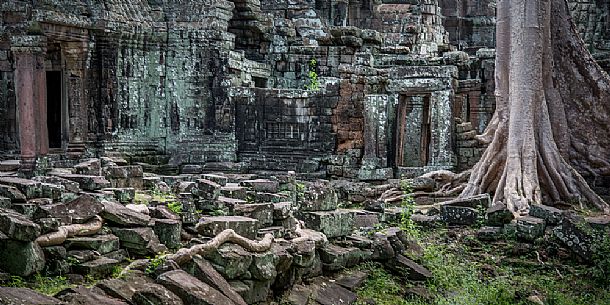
460;0;610;215
36;216;103;247
167;230;275;266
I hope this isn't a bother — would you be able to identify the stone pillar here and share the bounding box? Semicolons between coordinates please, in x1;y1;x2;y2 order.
62;41;88;155
34;46;48;155
359;94;393;181
11;36;47;173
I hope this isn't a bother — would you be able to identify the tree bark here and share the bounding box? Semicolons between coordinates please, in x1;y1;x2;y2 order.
462;0;610;215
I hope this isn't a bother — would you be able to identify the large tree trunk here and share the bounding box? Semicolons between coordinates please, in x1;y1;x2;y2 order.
461;0;610;215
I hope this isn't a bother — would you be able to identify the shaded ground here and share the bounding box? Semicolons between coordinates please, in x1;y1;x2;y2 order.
355;227;610;305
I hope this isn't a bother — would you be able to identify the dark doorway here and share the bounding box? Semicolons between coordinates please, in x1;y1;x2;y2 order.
46;71;62;149
394;95;431;167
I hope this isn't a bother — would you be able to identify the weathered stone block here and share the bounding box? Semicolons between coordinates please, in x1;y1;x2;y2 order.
273;202;292;220
234;203;274;227
517;216;546;241
0;208;40;241
34;194;103;225
196;216;258;239
319;244;362;271
239;179;279;193
0;240;45;277
300;184;338;211
529;204;563;225
301;210;355;238
73;257;120;278
111;227;167;257
153;218;182;249
440;205;479;225
157;270;236;305
64;234;120;254
101;200;151;227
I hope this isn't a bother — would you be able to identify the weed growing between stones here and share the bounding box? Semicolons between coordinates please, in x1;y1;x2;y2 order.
167;201;183;215
145;253;167;276
399;179;419;238
305;58;320;91
3;274;71;296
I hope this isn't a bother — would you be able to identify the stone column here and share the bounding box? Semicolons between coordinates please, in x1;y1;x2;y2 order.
359;94;393;180
11;36;47;173
63;42;88;145
34;46;48;155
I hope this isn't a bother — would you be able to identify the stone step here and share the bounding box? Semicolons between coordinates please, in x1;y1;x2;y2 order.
0;160;20;172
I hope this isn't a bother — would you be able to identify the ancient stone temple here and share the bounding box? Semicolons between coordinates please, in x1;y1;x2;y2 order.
0;0;608;178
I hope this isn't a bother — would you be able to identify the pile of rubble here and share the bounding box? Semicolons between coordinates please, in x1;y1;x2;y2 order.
0;157;605;304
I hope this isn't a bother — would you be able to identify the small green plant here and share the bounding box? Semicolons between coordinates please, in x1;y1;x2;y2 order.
590;228;610;286
5;275;27;287
305;58;320;91
167;201;183;215
32;274;72;296
145;253;167;276
399;179;419;238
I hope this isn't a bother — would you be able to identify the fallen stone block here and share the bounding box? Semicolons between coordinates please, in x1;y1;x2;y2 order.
101;200;151;227
0;240;45;277
301;209;355;238
476;226;504;241
111;227;167;257
183;256;247;305
486;203;514;226
0;184;27;202
0;177;41;199
132;284;184;305
553;214;594;259
314;282;357;305
0;287;60;305
73;257;120;278
229;279;271;304
34;194;103;225
239;179;279;193
0;208;40;241
273;202;292;220
55;286;129;305
220;185;248;200
336;270;369;290
516;216;545;240
75;159;102;176
203;244;253;280
202;174;229;186
441;193;491;209
196;216;258;239
197;179;221;200
50;173;110;191
530;204;563;225
64;234;120;254
319;244;362;271
440;205;479;225
385;254;432;281
153;218;182;249
234;203;274;227
300;183;339;211
157;270;237;305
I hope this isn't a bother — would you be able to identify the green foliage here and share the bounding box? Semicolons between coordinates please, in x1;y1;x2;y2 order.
134;192;150;205
355;228;610;305
305;58;320;91
145;253;167;276
151;189;176;203
32;274;72;296
5;275;27;287
356;262;425;305
399;179;419;238
590;228;610;286
167;201;183;215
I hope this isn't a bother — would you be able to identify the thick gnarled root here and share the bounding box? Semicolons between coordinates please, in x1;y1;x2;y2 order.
36;216;103;247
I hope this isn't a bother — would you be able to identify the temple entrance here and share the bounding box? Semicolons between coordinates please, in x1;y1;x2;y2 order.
394;94;431;167
46;71;62;149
